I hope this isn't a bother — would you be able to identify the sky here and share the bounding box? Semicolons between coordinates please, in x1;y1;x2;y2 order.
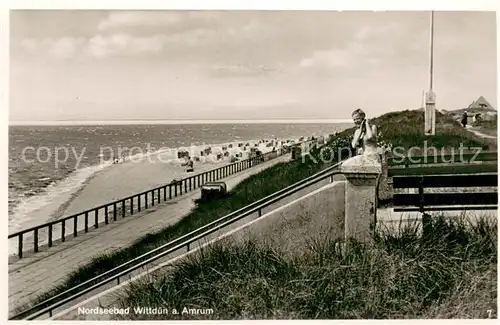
9;10;497;122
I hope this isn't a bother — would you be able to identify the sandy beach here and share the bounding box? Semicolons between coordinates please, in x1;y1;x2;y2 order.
59;138;290;218
8;138;301;256
58;154;231;218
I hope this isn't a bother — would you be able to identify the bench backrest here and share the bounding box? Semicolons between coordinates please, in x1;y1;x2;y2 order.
388;151;498;177
387;151;498;211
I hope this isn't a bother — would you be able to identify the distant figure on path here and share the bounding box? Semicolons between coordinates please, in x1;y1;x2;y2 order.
461;111;468;128
351;108;378;159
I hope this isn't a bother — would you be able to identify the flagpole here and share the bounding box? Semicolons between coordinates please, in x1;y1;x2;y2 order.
429;11;434;92
425;11;436;135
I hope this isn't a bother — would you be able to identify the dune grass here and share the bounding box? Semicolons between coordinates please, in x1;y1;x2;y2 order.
115;214;497;319
373;109;491;151
14;108;495;317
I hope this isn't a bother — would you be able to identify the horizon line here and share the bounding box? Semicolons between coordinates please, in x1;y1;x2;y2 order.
9;118;354;126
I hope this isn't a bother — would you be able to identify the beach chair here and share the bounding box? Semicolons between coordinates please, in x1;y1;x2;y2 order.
200;182;227;201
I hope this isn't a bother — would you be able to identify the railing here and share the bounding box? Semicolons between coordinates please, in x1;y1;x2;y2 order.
11;158;344;320
8;140;315;259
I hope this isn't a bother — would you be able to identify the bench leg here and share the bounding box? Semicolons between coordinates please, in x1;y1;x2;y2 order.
422;213;432;242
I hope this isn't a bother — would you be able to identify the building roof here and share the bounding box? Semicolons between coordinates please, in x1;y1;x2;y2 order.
468;96;496;110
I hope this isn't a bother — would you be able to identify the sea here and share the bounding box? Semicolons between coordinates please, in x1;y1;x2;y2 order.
8;122;351;233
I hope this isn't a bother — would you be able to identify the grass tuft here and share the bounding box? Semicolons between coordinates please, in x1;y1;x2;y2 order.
115;215;497;320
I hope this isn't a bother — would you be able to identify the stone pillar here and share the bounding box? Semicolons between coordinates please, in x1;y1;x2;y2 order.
340;154;382;242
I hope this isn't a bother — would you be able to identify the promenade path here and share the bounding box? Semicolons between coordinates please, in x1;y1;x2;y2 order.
465;125;497;140
8;153;291;314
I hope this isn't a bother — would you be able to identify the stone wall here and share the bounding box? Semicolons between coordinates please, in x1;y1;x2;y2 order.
231;181;346;254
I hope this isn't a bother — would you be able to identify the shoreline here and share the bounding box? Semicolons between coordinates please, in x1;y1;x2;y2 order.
48;165;111;223
9;137;303;235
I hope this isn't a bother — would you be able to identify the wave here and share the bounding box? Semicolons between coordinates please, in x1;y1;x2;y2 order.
8;162;113;234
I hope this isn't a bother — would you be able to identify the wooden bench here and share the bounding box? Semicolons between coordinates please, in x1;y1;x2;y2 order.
387;151;498;213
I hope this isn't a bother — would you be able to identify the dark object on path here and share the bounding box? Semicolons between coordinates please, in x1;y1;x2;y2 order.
200;182;227;201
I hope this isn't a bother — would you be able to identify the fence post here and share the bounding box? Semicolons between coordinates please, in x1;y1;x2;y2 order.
85;212;89;232
113;203;117;221
94;209;99;229
18;234;23;258
34;228;39;252
340;154;381;243
122;200;126;218
130;197;134;215
62;220;66;242
105;206;109;224
48;224;53;247
138;195;142;212
74;215;78;236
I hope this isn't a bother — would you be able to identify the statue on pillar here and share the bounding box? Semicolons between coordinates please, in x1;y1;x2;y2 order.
340;109;382;243
351;109;379;162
